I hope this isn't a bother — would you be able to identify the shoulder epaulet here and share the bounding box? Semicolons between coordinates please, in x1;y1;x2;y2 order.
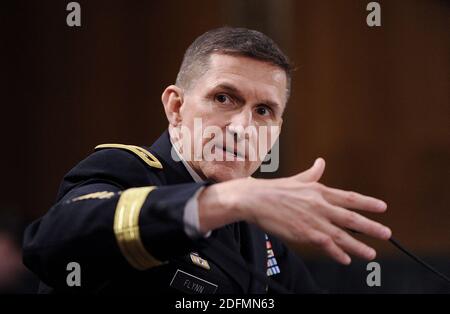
94;144;163;169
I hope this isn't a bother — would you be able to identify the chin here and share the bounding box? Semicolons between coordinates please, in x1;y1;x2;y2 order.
201;162;249;182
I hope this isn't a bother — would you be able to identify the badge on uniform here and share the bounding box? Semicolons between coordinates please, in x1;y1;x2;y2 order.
190;252;210;270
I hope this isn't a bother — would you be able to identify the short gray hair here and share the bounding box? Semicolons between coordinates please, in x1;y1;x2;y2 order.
176;27;292;99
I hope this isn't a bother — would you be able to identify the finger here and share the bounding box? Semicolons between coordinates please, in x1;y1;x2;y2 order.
329;206;392;240
307;230;351;265
294;158;326;183
323;187;387;213
329;226;377;261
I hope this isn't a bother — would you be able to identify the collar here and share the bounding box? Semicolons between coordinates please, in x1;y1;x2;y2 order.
148;130;205;185
169;136;204;183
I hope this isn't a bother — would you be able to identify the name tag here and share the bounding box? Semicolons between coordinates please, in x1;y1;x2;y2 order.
170;269;218;294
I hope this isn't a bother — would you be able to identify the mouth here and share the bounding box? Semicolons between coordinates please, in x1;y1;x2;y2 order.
216;145;245;160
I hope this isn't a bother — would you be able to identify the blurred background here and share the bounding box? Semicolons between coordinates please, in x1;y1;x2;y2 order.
1;0;449;293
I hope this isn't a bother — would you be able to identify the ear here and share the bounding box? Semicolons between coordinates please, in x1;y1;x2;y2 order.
161;85;184;127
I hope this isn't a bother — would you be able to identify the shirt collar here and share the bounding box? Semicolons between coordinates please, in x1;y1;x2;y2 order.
169;136;204;183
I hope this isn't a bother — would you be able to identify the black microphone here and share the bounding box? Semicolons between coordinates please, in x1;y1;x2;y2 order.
347;229;450;285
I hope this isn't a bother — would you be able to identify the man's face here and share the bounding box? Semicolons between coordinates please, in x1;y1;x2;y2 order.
173;53;287;182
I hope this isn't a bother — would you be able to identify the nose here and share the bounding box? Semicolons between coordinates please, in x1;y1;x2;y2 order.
228;108;253;141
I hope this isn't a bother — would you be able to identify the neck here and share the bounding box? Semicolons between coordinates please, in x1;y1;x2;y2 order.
168;125;206;182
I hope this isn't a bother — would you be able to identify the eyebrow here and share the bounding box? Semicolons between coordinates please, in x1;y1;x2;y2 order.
212;83;282;110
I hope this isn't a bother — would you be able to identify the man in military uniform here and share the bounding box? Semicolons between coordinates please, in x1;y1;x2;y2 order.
23;27;391;294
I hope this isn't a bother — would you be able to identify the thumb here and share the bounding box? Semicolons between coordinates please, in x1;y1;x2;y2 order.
294;158;326;182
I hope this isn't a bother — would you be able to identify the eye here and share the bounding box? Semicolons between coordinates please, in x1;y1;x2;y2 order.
255;105;271;116
215;94;231;104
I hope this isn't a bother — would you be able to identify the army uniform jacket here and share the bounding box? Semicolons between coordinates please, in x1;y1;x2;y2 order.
23;130;321;294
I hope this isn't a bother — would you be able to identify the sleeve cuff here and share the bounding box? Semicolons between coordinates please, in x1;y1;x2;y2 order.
183;186;212;239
